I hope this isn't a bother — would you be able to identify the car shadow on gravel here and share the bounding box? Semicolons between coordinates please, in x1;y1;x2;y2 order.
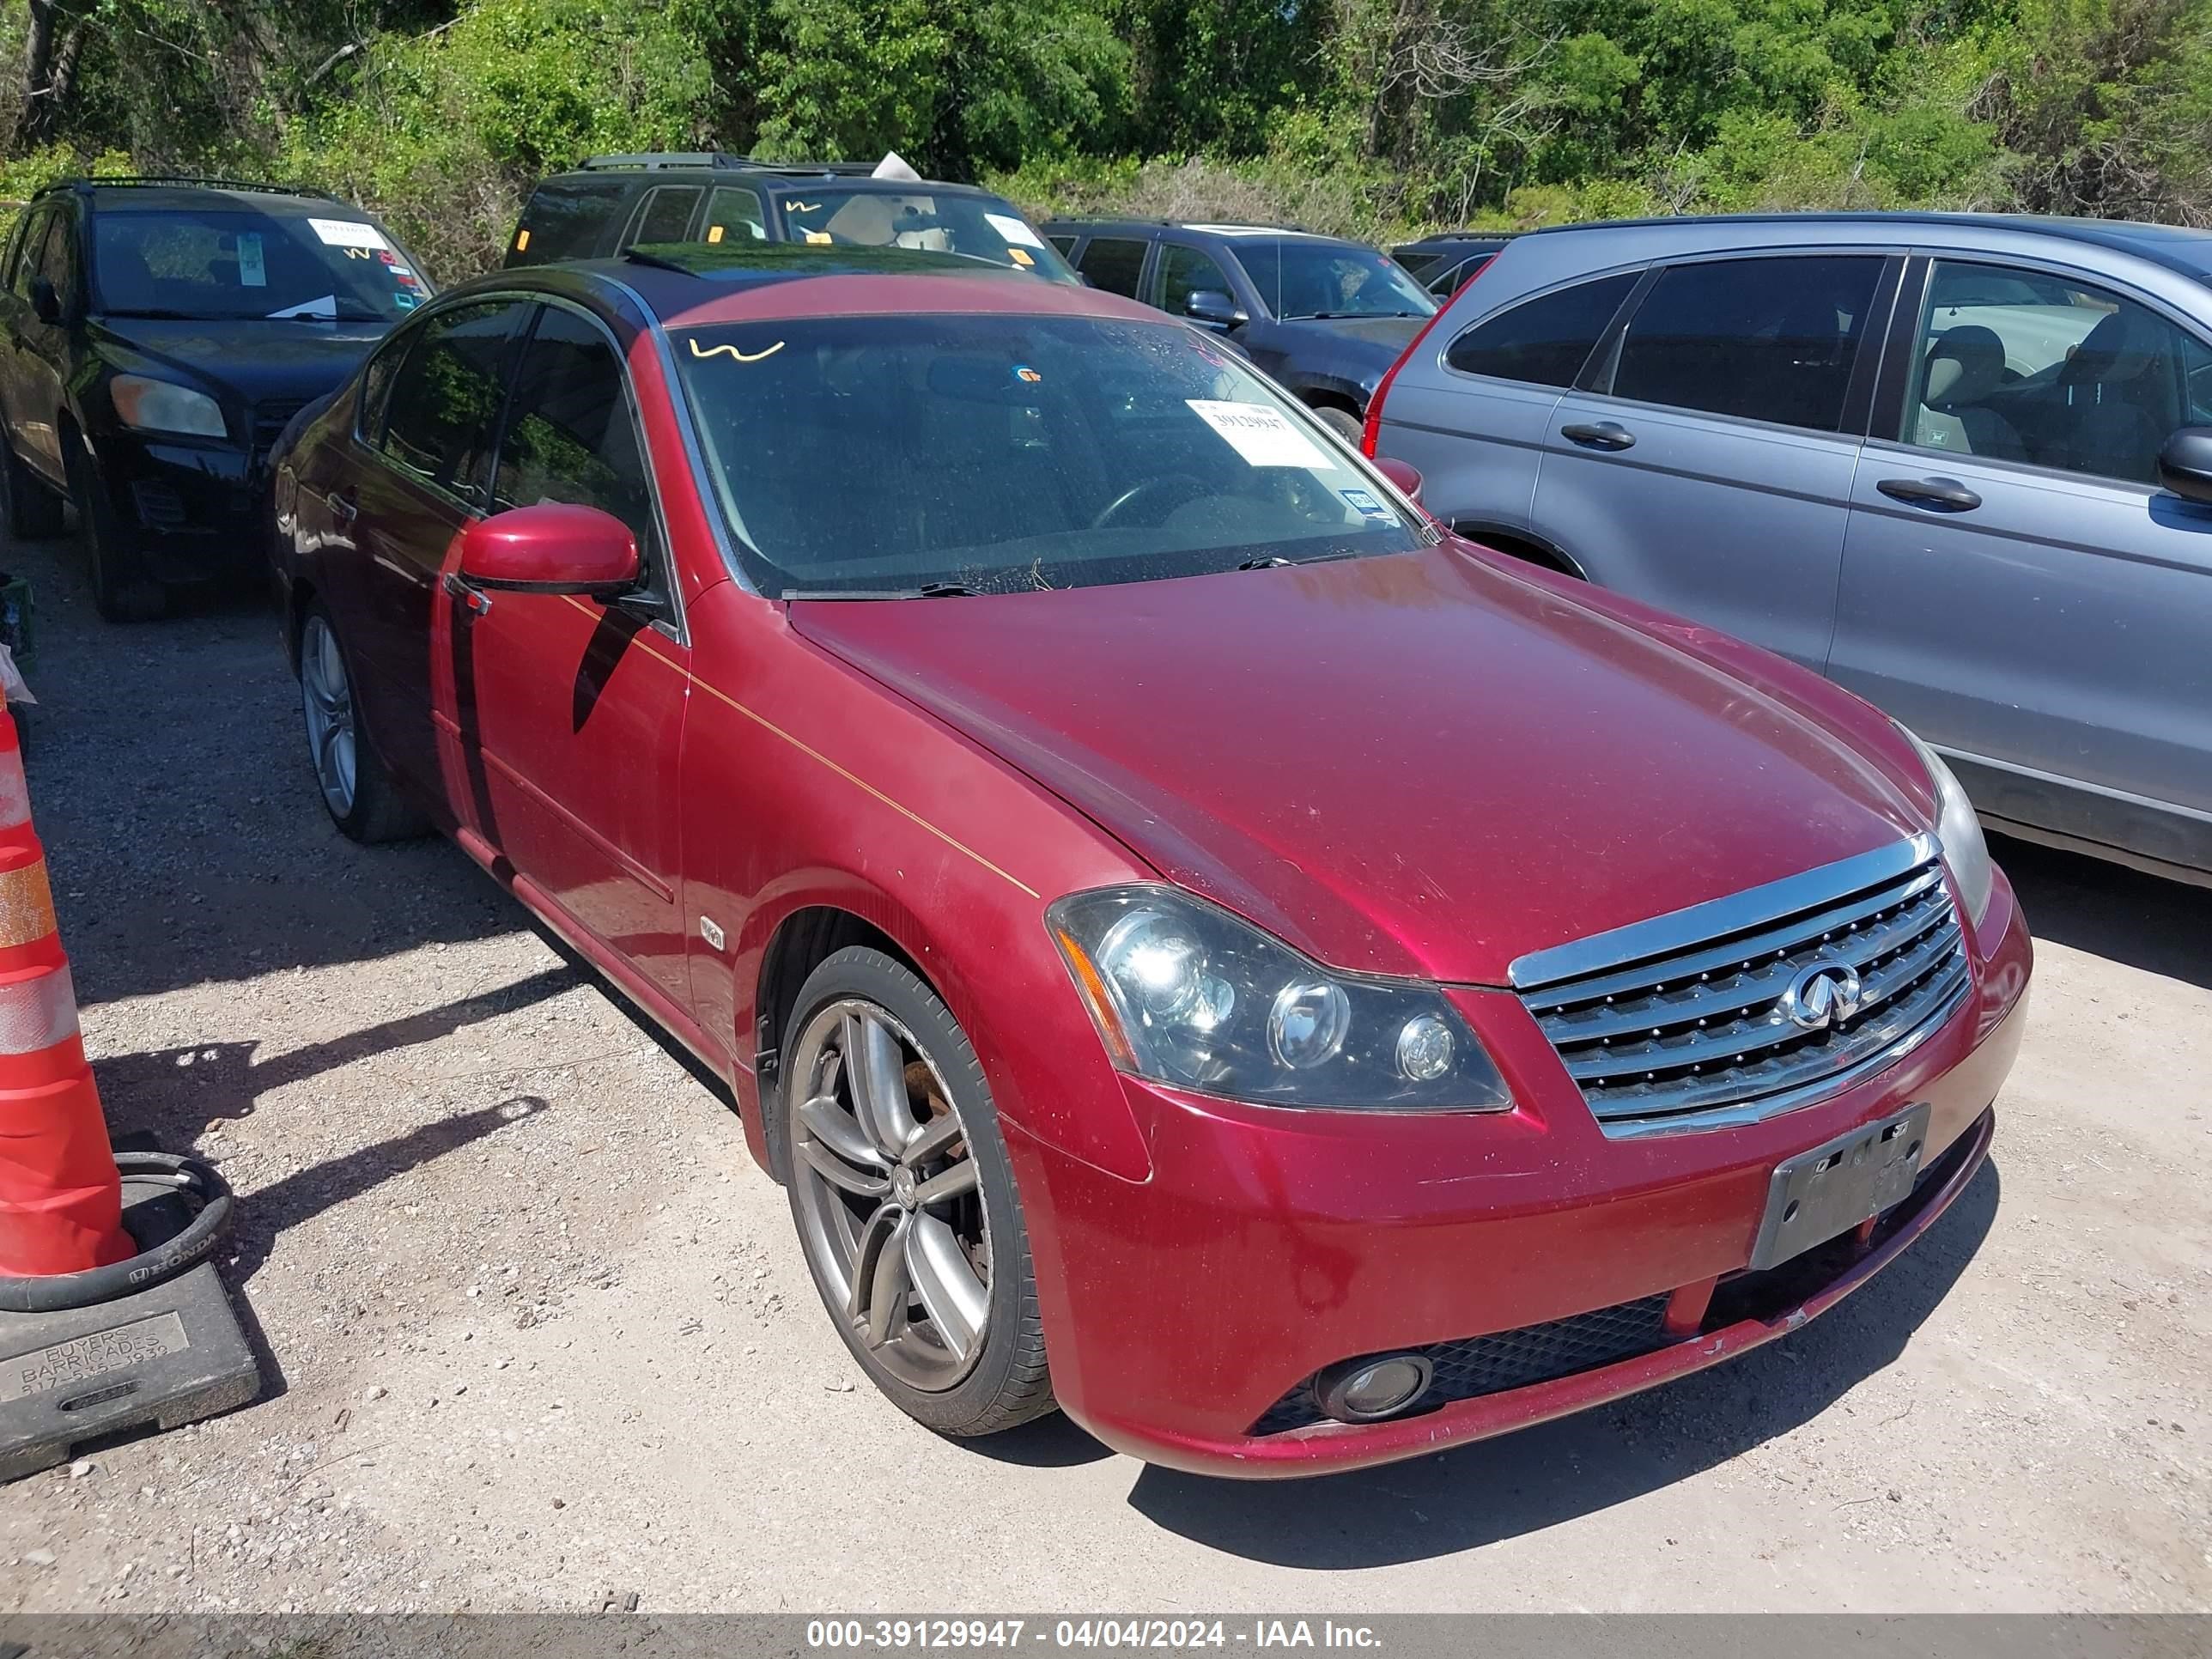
1992;833;2212;991
1125;1158;2002;1566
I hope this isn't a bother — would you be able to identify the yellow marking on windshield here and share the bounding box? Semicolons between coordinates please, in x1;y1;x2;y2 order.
689;337;786;365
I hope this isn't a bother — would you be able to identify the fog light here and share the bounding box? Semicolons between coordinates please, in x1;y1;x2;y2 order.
1314;1352;1434;1423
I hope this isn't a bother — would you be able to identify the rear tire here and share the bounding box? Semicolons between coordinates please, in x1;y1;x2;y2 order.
64;438;166;623
776;946;1055;1438
0;442;64;540
297;602;426;843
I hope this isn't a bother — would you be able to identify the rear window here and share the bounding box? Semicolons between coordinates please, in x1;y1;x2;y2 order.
775;189;1080;283
1609;256;1884;432
1445;272;1638;387
510;179;634;265
1077;236;1147;298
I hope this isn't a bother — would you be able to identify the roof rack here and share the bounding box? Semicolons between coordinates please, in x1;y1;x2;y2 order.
577;152;894;179
579;151;755;171
57;174;341;202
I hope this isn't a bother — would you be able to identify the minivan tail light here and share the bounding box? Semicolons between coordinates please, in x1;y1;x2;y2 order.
1361;294;1457;458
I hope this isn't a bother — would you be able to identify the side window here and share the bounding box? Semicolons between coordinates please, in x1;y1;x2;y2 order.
1046;234;1078;256
1077;236;1147;299
1155;244;1234;316
1609;256;1884;432
9;209;50;300
513;180;633;264
35;208;80;313
380;301;526;506
1445;271;1638;387
701;186;765;246
492;306;658;571
625;185;702;246
1899;258;2212;485
355;329;410;442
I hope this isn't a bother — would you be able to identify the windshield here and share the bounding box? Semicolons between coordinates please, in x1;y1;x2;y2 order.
775;190;1079;283
672;313;1431;597
1231;239;1437;321
91;209;429;322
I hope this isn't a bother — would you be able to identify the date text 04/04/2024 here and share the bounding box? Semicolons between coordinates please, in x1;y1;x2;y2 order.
805;1621;1385;1650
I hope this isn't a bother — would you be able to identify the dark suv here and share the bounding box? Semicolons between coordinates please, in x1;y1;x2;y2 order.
504;153;1077;283
1043;220;1437;436
0;176;429;621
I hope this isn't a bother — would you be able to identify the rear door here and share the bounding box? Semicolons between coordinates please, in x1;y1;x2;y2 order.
1394;267;1643;550
456;300;693;1006
341;298;530;806
1831;252;2212;868
1533;251;1899;669
1073;233;1152;302
0;207;55;483
621;185;705;250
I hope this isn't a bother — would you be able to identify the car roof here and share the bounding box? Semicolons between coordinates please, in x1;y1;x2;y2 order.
1525;210;2212;279
1395;233;1513;252
544;163;1012;201
1045;218;1356;246
529;244;1165;329
53;177;349;216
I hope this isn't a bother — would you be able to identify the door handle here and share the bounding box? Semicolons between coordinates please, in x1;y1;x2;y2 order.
441;569;493;617
1561;421;1635;452
323;488;357;523
1876;477;1982;513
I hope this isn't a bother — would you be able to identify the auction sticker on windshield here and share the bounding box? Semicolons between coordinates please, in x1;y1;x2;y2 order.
307;217;390;251
984;212;1046;249
1188;400;1332;469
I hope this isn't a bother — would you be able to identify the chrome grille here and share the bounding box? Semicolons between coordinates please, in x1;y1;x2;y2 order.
1511;836;1970;1138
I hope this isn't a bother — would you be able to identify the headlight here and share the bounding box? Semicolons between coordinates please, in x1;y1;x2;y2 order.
1894;720;1994;926
110;375;227;439
1047;885;1512;1111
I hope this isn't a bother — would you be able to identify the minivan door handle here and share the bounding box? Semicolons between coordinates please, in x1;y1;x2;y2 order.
323;488;357;524
1561;421;1635;452
1876;476;1982;513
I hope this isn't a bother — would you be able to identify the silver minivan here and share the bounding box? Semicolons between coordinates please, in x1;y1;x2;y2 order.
1368;211;2212;886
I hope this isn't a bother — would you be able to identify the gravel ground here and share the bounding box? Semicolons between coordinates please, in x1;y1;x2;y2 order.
0;526;2204;1616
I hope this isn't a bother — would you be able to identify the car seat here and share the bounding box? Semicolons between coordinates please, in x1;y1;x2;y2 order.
2053;308;2173;483
1915;325;2028;463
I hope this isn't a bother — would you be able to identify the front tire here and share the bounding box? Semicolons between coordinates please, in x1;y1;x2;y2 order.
297;603;425;843
64;439;166;623
1312;404;1363;441
778;946;1054;1437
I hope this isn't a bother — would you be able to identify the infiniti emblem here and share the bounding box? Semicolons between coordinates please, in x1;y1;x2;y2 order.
1779;958;1864;1030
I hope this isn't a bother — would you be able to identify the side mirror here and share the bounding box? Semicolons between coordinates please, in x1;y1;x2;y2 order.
2156;426;2212;506
1184;289;1246;330
29;276;60;325
458;503;640;597
1372;455;1424;505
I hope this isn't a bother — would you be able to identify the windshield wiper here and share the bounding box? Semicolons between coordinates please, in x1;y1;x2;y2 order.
1237;555;1292;569
1287;310;1430;321
1237;550;1359;571
99;307;200;319
781;579;981;601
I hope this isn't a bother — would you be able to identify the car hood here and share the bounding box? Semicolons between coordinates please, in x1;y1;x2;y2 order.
1266;315;1427;354
789;547;1928;985
94;317;388;405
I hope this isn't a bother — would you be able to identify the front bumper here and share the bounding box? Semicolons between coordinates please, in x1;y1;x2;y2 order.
88;429;266;586
1006;870;2031;1478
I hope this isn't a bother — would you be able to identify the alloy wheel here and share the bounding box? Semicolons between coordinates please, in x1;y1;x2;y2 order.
300;614;359;820
787;998;991;1392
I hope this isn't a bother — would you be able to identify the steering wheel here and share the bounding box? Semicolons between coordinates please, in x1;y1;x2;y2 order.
1091;473;1209;530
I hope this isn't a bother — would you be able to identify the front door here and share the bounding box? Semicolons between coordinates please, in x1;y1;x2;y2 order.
345;297;529;807
454;301;691;1007
1830;254;2212;867
1533;252;1895;670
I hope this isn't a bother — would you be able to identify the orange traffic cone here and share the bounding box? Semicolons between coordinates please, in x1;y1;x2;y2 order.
0;701;131;1275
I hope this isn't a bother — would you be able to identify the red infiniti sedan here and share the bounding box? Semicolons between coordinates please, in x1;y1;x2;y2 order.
270;244;2032;1478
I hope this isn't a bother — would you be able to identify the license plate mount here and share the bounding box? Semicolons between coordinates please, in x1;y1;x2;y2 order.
1749;1102;1932;1271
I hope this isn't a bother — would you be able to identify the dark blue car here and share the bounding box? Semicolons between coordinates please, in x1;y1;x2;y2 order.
1043;220;1436;439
